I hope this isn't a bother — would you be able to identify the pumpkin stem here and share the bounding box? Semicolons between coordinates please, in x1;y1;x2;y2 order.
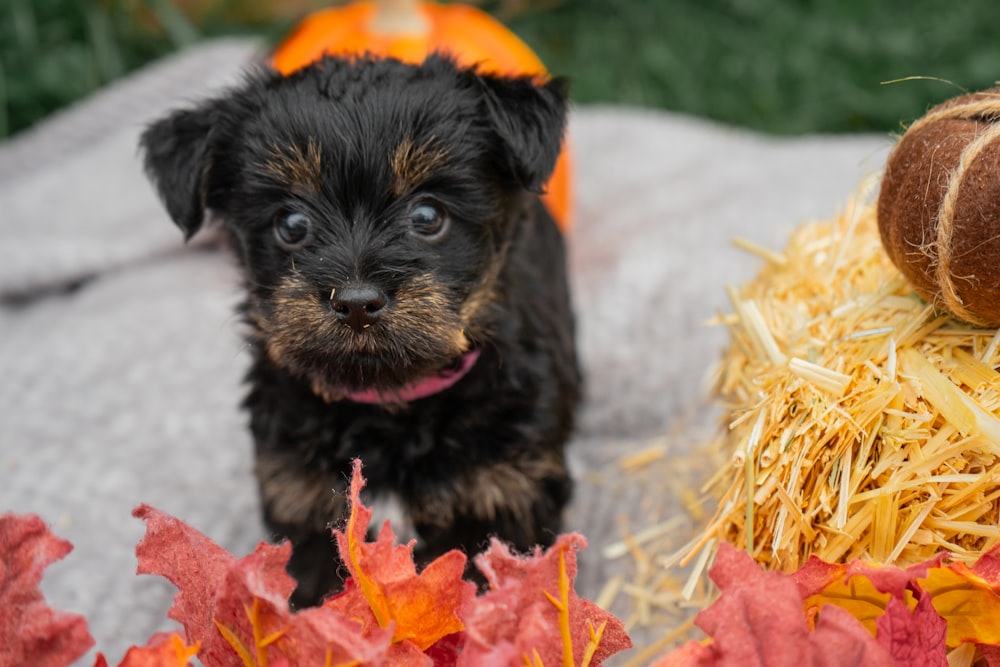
371;0;430;36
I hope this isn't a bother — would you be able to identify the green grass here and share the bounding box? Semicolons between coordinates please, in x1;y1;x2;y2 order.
3;0;1000;139
500;0;1000;134
2;0;156;137
0;0;290;138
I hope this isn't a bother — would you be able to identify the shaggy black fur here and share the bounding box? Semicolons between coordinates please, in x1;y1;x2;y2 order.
141;54;580;606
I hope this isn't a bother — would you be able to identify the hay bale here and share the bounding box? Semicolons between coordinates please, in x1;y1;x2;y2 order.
681;194;1000;575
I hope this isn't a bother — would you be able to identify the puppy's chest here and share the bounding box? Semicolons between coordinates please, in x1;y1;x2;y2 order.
366;490;419;545
317;405;444;464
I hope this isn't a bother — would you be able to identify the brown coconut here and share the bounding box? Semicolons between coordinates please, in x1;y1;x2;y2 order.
877;87;1000;327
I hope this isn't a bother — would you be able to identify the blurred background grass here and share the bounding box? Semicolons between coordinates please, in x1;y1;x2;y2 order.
2;0;998;139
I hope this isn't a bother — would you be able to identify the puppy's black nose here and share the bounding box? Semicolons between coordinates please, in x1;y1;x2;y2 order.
329;284;388;333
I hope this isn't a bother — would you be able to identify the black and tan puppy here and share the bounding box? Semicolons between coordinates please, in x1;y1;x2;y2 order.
141;54;580;606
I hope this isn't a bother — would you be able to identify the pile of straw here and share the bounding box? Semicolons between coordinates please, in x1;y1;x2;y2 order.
680;193;1000;576
600;192;1000;666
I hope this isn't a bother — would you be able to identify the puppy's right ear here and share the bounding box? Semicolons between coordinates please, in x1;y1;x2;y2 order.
477;72;568;195
140;102;221;240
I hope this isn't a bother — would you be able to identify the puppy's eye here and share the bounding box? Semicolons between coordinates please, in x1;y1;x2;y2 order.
407;200;449;239
274;211;312;249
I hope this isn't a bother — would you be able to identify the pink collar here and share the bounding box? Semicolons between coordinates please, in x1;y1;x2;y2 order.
344;349;481;404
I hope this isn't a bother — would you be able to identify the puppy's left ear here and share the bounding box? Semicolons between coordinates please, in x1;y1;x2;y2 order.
140;99;227;240
480;74;568;193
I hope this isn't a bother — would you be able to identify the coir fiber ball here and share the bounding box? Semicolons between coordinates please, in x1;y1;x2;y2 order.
878;87;1000;327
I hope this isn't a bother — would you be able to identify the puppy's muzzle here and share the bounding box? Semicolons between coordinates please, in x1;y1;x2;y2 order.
329;283;389;333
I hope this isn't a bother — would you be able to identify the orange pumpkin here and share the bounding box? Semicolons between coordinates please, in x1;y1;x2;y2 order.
270;0;573;230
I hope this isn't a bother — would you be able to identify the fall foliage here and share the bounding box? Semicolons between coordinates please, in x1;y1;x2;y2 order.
7;460;1000;665
0;460;629;667
655;543;1000;666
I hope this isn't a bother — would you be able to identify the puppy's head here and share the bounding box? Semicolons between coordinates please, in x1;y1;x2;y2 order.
141;54;567;399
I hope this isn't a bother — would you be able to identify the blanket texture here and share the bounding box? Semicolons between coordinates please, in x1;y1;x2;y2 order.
0;38;890;664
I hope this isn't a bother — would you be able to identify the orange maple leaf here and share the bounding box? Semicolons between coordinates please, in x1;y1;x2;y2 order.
920;560;1000;647
797;544;1000;650
795;552;954;638
95;634;200;667
326;459;476;652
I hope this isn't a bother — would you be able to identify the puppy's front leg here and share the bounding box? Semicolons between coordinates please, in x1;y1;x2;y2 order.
255;449;348;607
408;453;573;569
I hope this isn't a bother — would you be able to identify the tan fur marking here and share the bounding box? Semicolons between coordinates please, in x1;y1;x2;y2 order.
392;272;469;355
410;455;567;533
459;236;512;327
390;137;449;196
256;452;346;531
261;139;323;192
459;275;500;328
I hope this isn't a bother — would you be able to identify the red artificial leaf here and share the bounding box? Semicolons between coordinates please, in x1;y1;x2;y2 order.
654;544;895;667
133;504;245;666
134;503;393;667
460;533;631;666
981;644;1000;666
794;553;944;601
214;546;394;666
809;604;898;667
0;512;94;667
971;542;1000;584
874;595;947;667
423;628;467;665
326;459;476;655
209;541;299;663
693;544;813;666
